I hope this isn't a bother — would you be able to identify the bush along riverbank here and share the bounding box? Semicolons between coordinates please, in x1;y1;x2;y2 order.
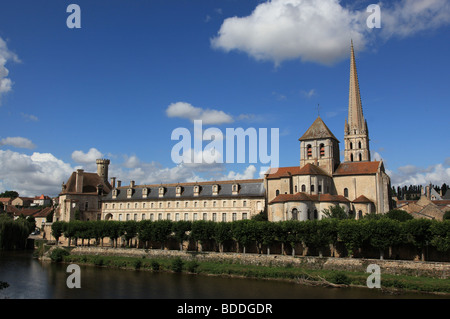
43;246;450;295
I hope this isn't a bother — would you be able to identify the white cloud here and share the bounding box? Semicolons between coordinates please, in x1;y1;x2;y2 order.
389;159;450;187
380;0;450;39
0;36;20;105
224;165;257;180
0;136;36;149
211;0;450;66
71;148;104;164
0;150;74;197
211;0;366;66
166;102;234;125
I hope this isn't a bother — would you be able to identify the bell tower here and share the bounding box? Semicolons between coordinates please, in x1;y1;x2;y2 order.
344;41;370;162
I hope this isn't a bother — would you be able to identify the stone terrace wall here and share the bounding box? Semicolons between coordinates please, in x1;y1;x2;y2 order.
68;247;450;279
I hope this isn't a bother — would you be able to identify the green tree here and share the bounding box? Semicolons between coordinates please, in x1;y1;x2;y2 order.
122;220;138;247
402;219;433;261
51;221;65;245
337;219;370;257
152;220;173;250
138;220;154;249
172;220;192;251
191;220;215;251
430;220;450;252
322;204;349;220
385;209;413;222
0;191;19;199
231;220;253;254
214;222;231;253
104;221;123;248
367;218;401;259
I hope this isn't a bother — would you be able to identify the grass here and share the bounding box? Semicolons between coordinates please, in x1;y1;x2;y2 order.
61;254;450;294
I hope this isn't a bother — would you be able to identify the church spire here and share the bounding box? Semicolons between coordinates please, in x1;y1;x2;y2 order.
347;40;365;134
344;41;371;162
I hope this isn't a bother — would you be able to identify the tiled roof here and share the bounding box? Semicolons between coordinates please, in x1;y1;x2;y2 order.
299;117;339;141
61;172;112;195
104;179;265;201
269;192;349;204
333;161;381;176
265;163;330;179
352;195;373;203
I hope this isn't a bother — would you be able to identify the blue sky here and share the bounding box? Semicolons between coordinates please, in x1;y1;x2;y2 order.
0;0;449;197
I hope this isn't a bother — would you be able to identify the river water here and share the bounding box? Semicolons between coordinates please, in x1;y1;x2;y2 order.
0;250;446;299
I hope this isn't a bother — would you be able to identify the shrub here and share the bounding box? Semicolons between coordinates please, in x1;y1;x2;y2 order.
171;257;184;273
186;260;200;273
92;255;104;266
50;248;69;263
132;259;142;270
151;260;160;271
330;272;351;285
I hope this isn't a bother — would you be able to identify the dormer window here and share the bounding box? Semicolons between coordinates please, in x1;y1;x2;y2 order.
193;185;200;196
212;184;219;195
159;186;165;198
127;188;133;198
176;186;182;197
232;183;239;195
142;187;148;198
112;189;118;199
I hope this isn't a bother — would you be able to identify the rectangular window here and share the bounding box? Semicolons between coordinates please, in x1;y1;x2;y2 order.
175;213;180;221
222;213;227;222
203;213;207;221
193;213;198;221
242;213;248;220
232;213;237;221
212;213;217;222
184;213;188;221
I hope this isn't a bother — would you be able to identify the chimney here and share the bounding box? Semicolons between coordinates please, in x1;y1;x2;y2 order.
110;177;116;189
76;169;84;193
117;180;122;188
130;180;135;188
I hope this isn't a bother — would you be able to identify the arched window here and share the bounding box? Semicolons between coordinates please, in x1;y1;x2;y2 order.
358;141;362;149
294;185;298;193
301;184;306;192
319;143;325;157
344;188;349;198
350;154;354;162
350;142;353;149
311;185;315;192
292;208;298;221
307;144;312;158
359;153;362;161
276;189;280;196
314;210;318;220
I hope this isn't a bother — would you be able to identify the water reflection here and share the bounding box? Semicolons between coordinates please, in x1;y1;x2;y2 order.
0;250;446;299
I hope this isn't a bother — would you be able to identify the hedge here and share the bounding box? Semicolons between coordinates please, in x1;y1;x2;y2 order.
50;217;450;261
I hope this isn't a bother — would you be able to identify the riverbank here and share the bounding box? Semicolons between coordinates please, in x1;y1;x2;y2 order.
41;246;450;295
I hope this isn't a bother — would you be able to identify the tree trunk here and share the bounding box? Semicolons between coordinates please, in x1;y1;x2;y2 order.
380;249;384;260
267;247;270;255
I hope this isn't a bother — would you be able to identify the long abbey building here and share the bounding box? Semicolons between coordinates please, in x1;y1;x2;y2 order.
55;43;392;223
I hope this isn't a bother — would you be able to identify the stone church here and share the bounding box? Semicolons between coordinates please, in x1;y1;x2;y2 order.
55;43;392;223
266;42;392;221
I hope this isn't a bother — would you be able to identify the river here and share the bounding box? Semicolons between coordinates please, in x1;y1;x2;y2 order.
0;250;446;299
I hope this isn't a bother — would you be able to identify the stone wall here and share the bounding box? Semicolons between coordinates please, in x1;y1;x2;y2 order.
68;246;450;279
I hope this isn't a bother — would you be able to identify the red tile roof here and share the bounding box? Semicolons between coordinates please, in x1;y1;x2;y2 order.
352;195;373;203
265;163;330;179
333;161;381;176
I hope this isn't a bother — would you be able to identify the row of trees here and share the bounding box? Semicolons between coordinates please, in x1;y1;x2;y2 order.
51;214;450;261
392;183;449;200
